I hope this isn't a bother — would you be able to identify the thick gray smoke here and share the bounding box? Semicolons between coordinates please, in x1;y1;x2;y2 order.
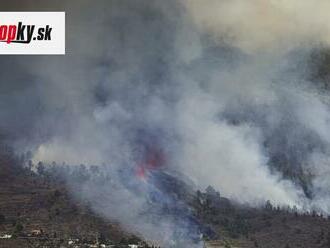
2;0;330;246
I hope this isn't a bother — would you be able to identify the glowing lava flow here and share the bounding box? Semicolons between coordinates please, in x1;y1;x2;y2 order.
136;148;165;180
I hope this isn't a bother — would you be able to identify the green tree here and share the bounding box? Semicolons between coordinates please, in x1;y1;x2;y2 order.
12;222;23;237
37;161;45;175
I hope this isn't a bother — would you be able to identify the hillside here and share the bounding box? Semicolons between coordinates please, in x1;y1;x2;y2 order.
1;149;330;248
0;151;145;248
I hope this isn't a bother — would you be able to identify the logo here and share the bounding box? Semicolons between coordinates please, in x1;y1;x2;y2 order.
0;22;53;44
0;12;65;54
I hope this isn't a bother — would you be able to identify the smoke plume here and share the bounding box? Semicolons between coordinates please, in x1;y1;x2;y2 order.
2;0;330;246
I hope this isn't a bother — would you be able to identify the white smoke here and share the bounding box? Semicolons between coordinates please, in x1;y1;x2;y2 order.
3;0;330;245
24;0;330;213
175;84;302;205
182;0;330;53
